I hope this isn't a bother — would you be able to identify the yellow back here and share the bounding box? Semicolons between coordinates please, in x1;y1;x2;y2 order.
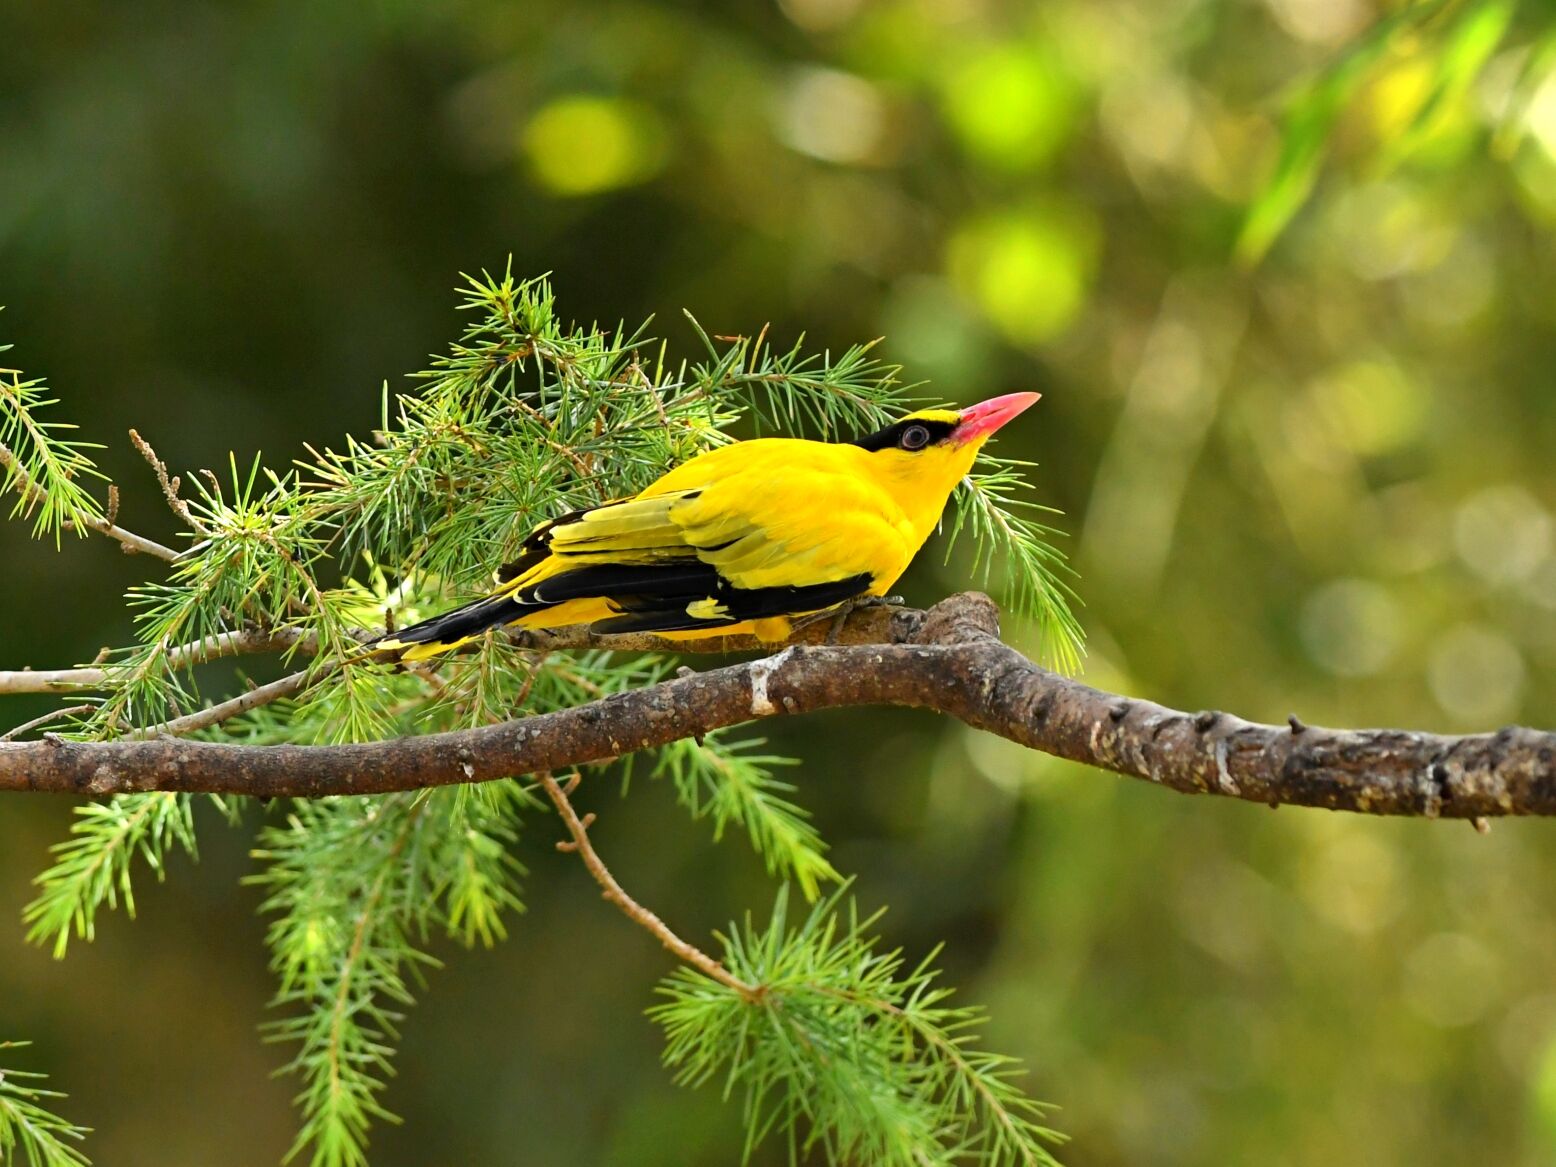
641;408;980;589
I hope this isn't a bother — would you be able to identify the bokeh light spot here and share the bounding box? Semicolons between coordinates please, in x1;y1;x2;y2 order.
1523;67;1556;160
1300;579;1403;676
1428;623;1525;725
1331;182;1457;280
1299;829;1402;935
1100;71;1195;175
1401;234;1494;331
1308;358;1428;458
1371;58;1436;140
1403;932;1503;1028
947;205;1098;345
778;0;865;32
939;44;1074;171
1453;484;1553;586
1264;0;1370;46
778;68;889;165
522;95;668;196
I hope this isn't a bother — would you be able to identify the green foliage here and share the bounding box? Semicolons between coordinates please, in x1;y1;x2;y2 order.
250;785;532;1167
652;888;1064;1167
101;458;344;732
22;793;199;959
952;464;1083;673
1376;0;1515;171
680;312;911;439
653;732;839;900
10;1;1556;1162
1238;0;1527;263
0;1044;89;1167
3;272;1079;1165
0;338;104;547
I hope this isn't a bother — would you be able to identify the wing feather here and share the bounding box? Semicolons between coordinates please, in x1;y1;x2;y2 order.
497;443;911;633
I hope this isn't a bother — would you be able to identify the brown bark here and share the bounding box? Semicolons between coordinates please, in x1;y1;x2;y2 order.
1;592;1552;819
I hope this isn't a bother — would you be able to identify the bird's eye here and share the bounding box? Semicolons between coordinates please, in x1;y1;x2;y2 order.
899;424;931;451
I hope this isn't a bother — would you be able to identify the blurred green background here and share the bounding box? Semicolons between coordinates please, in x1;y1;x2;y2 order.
5;0;1556;1163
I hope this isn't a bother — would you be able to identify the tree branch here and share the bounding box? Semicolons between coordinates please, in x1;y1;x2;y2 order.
145;668;315;738
0;444;179;562
539;770;759;999
0;627;317;695
1;592;1553;820
0;705;96;743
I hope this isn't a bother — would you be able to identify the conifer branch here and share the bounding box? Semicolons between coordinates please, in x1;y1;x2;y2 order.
538;770;760;1000
0;627;318;696
3;592;1554;822
147;668;315;737
0;1041;90;1167
651;887;1064;1166
0;706;96;742
0;272;1090;1166
0;444;178;561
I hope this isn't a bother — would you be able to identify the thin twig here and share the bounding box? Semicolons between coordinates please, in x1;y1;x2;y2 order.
542;437;597;483
0;444;179;561
538;769;760;1000
0;668;110;696
165;627;316;670
140;668;315;738
128;428;211;537
1;705;95;742
0;626;318;695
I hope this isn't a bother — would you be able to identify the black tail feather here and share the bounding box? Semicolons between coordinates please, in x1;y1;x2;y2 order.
381;593;528;649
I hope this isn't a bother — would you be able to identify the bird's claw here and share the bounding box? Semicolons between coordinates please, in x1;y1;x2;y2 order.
854;594;903;609
823;593;901;644
825;607;851;645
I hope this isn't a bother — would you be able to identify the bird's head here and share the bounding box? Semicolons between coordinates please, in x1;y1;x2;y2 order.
847;392;1040;500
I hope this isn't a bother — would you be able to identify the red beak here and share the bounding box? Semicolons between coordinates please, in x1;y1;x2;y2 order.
953;392;1041;444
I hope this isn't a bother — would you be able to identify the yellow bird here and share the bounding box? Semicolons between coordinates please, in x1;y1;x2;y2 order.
377;393;1040;660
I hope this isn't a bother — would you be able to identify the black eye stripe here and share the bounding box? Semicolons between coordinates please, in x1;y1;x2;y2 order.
847;417;957;452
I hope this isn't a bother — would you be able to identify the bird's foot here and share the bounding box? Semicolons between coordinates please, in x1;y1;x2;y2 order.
858;595;904;610
823;594;902;644
790;596;904;644
825;607;849;645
